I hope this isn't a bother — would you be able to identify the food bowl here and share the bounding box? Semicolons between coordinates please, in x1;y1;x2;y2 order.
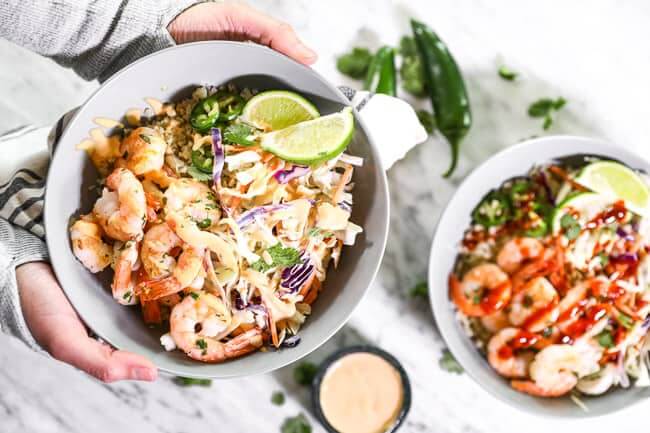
44;41;389;378
428;135;650;416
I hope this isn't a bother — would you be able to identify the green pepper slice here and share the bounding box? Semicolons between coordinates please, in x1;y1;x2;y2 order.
524;218;548;238
214;91;245;122
191;148;213;174
411;20;472;178
472;191;510;227
190;95;220;132
363;46;397;96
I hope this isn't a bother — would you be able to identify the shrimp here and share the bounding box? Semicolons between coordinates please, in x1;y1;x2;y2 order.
70;214;112;273
112;240;139;305
497;237;545;274
511;343;601;397
170;291;263;362
164;178;221;225
140;223;182;279
121;127;166;176
487;328;541;378
449;263;512;317
508;277;559;332
481;311;510;333
138;242;205;301
93;167;146;242
511;248;558;292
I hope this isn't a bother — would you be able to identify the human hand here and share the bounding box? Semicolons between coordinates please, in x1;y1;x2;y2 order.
17;262;157;383
168;1;317;65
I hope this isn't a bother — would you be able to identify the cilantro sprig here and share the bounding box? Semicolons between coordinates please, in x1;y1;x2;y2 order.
528;97;566;130
336;47;373;79
251;243;302;272
223;123;255;146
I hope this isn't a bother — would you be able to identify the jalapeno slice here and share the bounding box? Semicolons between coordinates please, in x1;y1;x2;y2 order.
191;148;214;174
472;191;511;227
524;218;548;237
190;95;220;132
215;91;245;122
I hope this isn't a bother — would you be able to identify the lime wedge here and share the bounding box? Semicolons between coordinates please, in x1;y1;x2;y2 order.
241;90;320;131
575;161;650;216
260;107;354;165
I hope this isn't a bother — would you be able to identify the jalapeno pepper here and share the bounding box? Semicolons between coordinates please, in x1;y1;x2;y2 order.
524;219;548;238
214;90;245;122
190;95;220;133
363;46;397;96
191;148;213;174
472;191;510;227
411;20;472;178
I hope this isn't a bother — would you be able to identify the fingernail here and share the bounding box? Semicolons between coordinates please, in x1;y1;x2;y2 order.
299;45;318;63
132;367;157;381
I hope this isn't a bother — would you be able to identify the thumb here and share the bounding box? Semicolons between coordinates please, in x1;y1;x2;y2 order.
50;332;158;383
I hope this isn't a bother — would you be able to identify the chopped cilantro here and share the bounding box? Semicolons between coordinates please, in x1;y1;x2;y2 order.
223;124;255;146
189;292;200;300
197;218;212;229
251;244;302;272
293;361;318;386
522;294;534;308
409;281;428;298
122;291;132;301
336;47;373;79
560;213;581;240
281;413;312;433
498;66;518;81
439;348;463;374
187;166;212;182
596;330;614;348
196;339;208;350
528;97;567;130
271;391;285;406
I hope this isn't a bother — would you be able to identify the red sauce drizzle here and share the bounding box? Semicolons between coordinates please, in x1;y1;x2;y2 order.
561;303;610;343
585;200;627;229
522;297;559;331
497;331;547;360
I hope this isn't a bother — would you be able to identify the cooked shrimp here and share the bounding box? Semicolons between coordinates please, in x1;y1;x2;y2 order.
164;178;221;225
508;277;559;332
511;248;558;292
138;243;205;301
70;214;112;273
487;328;540;378
121;127;166;176
140;223;182;279
511;343;601;397
170;291;263;362
93;167;146;242
497;237;545;274
449;263;512;317
481;311;510;333
112;240;139;305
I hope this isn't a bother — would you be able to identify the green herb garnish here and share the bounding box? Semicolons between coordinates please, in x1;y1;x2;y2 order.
522;294;534;308
187;166;212;182
173;376;212;387
439;348;463;374
196;339;208;350
599;252;609;266
251;244;302;272
596;330;614;348
189;292;200;300
560;213;581;240
197;218;212;229
271;391;285;406
409;281;428;298
528;97;566;130
281;413;312;433
293;361;318;386
399;36;426;97
224;124;255;146
336;47;373;79
498;66;518;81
139;134;151;144
308;227;334;238
617;313;634;330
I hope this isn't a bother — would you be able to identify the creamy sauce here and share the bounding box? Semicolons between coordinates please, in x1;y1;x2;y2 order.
93;117;123;129
319;353;403;433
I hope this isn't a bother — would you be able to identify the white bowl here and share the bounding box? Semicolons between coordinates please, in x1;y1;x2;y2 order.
428;135;650;416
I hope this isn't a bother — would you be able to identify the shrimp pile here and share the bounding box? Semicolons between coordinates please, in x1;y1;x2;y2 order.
451;162;650;398
70;85;363;363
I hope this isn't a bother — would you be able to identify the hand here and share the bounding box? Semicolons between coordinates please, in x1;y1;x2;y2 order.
168;1;317;65
17;262;157;383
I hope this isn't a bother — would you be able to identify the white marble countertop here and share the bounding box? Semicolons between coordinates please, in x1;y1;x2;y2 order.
2;1;650;432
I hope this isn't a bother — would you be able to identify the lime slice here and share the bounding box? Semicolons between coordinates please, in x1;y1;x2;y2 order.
575;161;650;216
551;192;612;234
260;107;354;165
241;90;320;131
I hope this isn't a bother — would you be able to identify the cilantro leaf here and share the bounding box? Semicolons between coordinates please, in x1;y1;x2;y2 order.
281;413;312;433
399;36;426;97
416;109;435;134
308;227;334;238
187;166;212;182
596;330;614;348
173;376;212;387
528;97;567;130
293;361;318;386
336;47;373;79
250;259;272;273
271;391;285;406
560;213;581;240
223;124;255;146
409;281;428;298
498;66;518;81
250;244;302;272
439;348;463;374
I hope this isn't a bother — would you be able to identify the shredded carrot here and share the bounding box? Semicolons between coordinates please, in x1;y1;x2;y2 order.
333;164;353;204
548;165;588;191
142;301;162;325
303;278;322;305
266;304;280;347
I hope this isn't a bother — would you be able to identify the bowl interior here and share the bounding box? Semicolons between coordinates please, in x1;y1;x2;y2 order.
429;136;650;417
44;41;389;378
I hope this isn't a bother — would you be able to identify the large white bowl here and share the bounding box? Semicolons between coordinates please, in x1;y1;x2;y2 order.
44;41;389;378
429;136;650;417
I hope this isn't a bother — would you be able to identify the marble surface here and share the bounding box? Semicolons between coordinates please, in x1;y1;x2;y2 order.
2;0;650;432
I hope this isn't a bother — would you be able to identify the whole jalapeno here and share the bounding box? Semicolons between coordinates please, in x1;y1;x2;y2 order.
363;46;397;96
411;19;472;178
190;95;220;133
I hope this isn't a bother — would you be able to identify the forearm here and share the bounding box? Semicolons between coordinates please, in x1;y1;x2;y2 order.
0;218;49;350
0;0;201;82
